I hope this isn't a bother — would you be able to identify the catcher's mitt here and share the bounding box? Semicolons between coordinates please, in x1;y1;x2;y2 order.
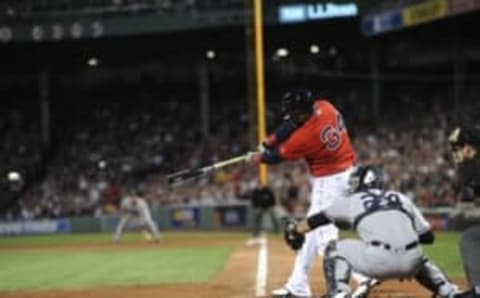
284;218;305;251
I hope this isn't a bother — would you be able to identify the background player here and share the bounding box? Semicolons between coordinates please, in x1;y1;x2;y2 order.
246;183;279;246
248;89;368;297
113;189;161;243
448;126;480;298
285;165;459;298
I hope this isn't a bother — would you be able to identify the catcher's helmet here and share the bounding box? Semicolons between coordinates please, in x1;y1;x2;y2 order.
281;89;314;121
348;165;385;193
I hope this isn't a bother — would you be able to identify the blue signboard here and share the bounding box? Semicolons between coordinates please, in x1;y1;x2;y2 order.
279;2;358;23
215;206;247;228
0;218;71;235
170;207;200;228
362;9;403;36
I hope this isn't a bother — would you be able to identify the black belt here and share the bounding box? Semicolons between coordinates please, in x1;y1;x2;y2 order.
370;240;418;251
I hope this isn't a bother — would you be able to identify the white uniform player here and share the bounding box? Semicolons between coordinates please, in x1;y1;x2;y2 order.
113;191;160;243
286;166;459;298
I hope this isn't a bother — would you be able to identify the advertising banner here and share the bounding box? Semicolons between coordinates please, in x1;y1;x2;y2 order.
448;0;480;16
362;9;403;36
215;205;247;228
278;2;358;23
403;0;448;27
425;213;450;230
0;219;70;235
169;207;200;228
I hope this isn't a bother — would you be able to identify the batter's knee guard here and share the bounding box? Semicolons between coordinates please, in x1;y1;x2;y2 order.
415;258;459;298
323;241;352;297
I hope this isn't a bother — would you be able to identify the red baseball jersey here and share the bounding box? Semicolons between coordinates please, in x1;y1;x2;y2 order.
279;100;356;177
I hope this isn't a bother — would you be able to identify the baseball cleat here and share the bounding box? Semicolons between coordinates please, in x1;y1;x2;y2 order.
453;288;480;298
352;279;380;298
320;290;351;298
333;290;351;298
245;237;266;246
271;286;310;298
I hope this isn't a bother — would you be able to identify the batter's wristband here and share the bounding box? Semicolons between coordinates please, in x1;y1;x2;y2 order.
307;213;331;230
260;147;283;164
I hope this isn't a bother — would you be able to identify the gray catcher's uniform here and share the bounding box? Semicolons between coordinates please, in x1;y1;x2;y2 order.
321;189;458;297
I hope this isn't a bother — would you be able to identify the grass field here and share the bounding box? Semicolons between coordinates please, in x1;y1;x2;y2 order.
422;232;464;277
0;231;466;294
0;232;245;247
0;233;237;292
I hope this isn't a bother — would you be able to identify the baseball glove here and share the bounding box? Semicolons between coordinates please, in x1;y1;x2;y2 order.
284;218;305;251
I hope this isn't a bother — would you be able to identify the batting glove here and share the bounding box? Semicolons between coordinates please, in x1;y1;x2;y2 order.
246;151;262;164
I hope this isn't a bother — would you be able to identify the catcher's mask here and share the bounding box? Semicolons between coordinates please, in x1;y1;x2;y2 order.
348;165;385;193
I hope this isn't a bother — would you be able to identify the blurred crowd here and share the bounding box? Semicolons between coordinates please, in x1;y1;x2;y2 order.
0;92;472;221
0;0;246;21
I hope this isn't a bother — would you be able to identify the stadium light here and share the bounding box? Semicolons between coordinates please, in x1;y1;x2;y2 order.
310;44;320;54
206;50;216;59
88;57;98;66
7;171;21;182
276;48;289;58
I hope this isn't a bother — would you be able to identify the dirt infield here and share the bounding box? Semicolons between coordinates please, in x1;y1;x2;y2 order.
0;235;468;298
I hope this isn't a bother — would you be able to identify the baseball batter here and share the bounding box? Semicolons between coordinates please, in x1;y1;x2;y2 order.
285;166;459;298
113;190;160;243
248;90;369;297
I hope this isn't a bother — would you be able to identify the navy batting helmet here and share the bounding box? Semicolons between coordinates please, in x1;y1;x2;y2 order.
348;165;385;193
281;89;314;121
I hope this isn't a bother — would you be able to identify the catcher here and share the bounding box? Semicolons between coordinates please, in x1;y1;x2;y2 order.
284;165;459;298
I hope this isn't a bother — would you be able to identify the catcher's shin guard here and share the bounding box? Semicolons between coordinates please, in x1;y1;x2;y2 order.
415;258;459;298
323;241;352;297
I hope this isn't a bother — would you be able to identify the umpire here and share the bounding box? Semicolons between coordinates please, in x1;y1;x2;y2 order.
449;126;480;298
247;184;279;244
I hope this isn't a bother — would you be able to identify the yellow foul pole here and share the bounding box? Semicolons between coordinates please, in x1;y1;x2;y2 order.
253;0;268;186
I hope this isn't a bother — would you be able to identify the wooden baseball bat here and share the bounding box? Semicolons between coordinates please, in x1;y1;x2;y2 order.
166;154;249;187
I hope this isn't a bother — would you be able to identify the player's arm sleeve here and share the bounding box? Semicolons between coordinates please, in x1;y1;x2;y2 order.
259;123;311;164
403;195;432;236
306;197;350;229
325;196;352;223
264;120;297;147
